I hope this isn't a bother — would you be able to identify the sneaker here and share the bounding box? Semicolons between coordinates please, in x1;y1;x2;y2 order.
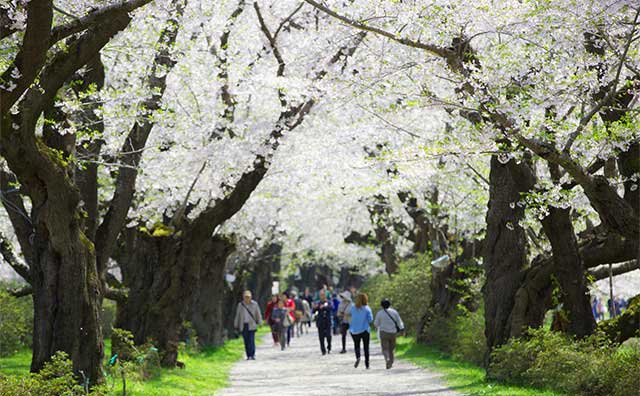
386;361;392;369
354;358;360;368
339;350;347;354
250;356;256;360
327;350;331;354
365;361;370;369
322;351;326;356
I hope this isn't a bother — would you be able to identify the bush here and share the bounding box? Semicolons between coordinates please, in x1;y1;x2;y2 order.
490;328;640;396
422;306;486;366
362;254;432;336
0;352;108;396
0;288;33;357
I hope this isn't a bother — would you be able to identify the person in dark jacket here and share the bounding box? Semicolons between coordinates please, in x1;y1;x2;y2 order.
314;292;333;355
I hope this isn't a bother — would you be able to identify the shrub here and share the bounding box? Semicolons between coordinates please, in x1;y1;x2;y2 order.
422;306;486;366
490;328;640;396
362;254;432;335
0;352;108;396
0;288;33;357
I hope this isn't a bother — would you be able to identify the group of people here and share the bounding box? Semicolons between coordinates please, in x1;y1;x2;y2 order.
234;285;405;370
591;295;629;321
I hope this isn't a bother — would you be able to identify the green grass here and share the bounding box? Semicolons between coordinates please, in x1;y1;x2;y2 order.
395;336;564;396
0;329;267;396
0;349;31;377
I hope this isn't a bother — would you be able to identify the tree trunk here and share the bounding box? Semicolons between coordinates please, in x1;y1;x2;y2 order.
189;236;235;347
30;223;103;383
115;225;207;367
539;207;596;337
482;156;529;363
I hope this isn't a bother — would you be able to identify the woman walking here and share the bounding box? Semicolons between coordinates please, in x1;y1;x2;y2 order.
374;298;405;369
337;291;352;353
349;293;373;369
234;290;262;360
264;294;280;346
271;299;291;350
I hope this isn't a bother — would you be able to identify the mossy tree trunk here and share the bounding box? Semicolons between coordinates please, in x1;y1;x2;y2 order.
189;236;236;347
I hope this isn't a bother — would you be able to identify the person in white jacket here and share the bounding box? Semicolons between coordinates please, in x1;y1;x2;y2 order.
234;290;262;360
373;298;404;369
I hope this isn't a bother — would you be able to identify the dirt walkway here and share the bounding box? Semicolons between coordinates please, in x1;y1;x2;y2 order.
219;327;460;396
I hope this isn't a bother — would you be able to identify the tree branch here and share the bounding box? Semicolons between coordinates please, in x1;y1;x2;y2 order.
0;232;31;283
302;0;450;58
0;170;34;266
95;0;187;275
589;260;640;281
49;0;154;45
7;284;32;297
0;0;53;115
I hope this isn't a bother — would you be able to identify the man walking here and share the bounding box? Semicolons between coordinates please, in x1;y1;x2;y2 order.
314;291;333;355
374;298;404;369
234;290;262;360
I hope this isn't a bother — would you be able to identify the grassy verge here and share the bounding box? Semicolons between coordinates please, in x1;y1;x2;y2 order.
395;336;563;396
0;328;267;396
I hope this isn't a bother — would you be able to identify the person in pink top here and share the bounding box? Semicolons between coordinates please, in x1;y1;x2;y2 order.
281;292;296;346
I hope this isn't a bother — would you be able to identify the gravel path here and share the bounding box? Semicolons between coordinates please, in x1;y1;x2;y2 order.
218;327;460;396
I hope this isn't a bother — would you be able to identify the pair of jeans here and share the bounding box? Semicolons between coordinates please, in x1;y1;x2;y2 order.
242;324;256;358
318;326;332;354
279;326;288;350
351;331;370;364
340;322;350;351
379;331;397;365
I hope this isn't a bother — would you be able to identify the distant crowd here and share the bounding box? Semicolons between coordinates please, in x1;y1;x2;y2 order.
234;285;404;370
591;295;630;321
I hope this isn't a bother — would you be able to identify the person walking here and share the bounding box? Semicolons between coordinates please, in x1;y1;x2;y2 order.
337;291;352;353
314;291;333;355
303;287;314;328
349;293;373;369
265;294;280;346
292;291;305;337
282;292;296;346
234;290;262;360
271;299;291;350
332;293;341;335
374;298;405;369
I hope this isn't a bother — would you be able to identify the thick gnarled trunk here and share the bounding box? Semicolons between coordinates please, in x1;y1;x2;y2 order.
189;236;235;347
482;156;528;362
30;223;103;383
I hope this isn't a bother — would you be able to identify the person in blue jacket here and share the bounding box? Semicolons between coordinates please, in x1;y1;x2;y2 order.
349;293;373;369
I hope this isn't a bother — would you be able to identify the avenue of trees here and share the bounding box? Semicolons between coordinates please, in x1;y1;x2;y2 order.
0;0;638;387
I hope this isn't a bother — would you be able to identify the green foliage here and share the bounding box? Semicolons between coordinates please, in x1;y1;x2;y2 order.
178;322;200;356
422;306;486;366
395;336;561;396
0;352;108;396
490;328;640;396
362;253;432;335
0;289;33;357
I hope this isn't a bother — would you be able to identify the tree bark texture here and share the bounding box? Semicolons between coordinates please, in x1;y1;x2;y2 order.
188;236;235;347
482;156;528;361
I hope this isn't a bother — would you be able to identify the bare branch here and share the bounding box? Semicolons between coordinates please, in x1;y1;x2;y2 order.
0;232;31;283
49;0;153;44
7;284;32;297
589;260;640;281
302;0;450;58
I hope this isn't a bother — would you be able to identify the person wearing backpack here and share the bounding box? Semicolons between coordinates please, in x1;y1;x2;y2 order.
234;290;262;360
374;298;405;369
